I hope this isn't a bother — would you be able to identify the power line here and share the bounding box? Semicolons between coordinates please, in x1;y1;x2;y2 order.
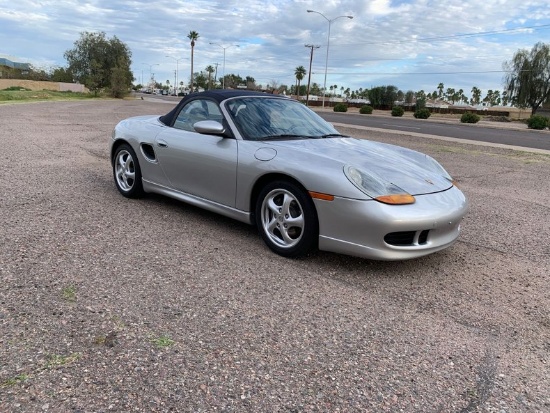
324;23;550;47
319;70;513;75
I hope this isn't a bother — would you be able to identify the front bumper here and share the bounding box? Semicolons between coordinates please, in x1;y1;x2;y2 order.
314;185;468;260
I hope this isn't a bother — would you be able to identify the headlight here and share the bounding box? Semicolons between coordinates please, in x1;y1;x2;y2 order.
344;165;415;205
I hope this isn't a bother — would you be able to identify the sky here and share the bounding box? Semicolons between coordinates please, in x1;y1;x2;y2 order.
1;0;550;98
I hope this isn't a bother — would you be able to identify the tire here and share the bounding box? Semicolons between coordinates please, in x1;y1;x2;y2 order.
113;144;144;198
255;180;318;257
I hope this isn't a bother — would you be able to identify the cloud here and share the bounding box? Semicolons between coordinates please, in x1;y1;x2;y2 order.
1;0;549;95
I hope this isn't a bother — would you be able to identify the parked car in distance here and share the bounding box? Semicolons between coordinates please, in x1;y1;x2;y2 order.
110;90;467;260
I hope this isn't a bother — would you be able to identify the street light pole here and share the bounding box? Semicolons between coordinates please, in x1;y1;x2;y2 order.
307;9;353;108
142;63;159;92
209;43;240;89
165;57;187;95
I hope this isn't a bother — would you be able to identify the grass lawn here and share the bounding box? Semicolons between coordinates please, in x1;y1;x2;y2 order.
0;88;99;103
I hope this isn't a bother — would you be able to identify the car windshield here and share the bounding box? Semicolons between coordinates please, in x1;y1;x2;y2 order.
226;97;341;141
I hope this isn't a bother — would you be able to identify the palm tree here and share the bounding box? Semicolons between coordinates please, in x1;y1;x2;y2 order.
187;31;199;92
437;82;444;98
294;66;306;98
471;86;481;105
205;65;215;89
445;87;455;103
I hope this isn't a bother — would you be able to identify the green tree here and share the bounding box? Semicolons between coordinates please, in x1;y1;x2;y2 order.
27;66;50;81
192;71;208;90
64;31;132;96
111;66;130;98
470;86;482;105
445;87;456;103
205;65;215;89
294;65;306;97
437;82;444;98
245;76;256;89
504;42;550;114
483;90;501;106
221;73;244;89
396;89;404;102
51;67;74;83
187;31;200;92
404;90;415;104
310;82;321;96
458;89;468;104
416;90;427;110
368;85;398;109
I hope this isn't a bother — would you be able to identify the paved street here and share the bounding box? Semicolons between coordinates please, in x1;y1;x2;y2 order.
319;110;550;152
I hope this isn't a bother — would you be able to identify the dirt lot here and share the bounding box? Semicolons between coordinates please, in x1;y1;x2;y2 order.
0;99;548;412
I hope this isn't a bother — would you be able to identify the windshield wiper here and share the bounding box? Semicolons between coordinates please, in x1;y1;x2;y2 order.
258;133;349;141
259;134;310;141
318;133;349;138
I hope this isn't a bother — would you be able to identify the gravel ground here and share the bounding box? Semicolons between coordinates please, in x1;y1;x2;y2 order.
0;99;548;412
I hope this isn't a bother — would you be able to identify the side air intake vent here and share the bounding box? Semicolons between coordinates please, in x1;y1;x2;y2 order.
141;144;157;162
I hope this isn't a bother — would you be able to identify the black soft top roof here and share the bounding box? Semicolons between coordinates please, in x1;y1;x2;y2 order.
159;89;282;126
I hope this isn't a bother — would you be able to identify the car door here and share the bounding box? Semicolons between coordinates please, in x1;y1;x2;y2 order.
154;98;238;207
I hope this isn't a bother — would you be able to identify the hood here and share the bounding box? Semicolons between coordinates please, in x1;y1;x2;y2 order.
265;137;453;195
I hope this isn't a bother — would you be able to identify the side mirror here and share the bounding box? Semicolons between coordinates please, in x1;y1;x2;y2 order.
193;120;226;135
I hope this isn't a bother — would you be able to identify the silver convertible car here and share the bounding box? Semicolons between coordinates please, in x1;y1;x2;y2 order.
110;90;467;260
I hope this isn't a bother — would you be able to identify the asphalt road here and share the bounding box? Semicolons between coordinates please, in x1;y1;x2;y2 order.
320;111;550;151
143;94;550;151
1;99;548;412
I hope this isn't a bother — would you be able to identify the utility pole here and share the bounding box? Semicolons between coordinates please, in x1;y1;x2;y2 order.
305;44;320;106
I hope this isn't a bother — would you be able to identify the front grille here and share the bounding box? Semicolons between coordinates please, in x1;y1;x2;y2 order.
384;231;416;246
384;230;430;246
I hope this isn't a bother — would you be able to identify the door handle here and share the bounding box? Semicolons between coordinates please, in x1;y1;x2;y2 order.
157;140;168;148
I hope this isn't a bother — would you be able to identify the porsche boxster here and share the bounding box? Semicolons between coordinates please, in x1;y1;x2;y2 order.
110;90;467;260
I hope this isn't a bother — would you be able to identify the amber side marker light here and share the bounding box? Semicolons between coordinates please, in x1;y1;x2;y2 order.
309;191;335;201
375;194;416;205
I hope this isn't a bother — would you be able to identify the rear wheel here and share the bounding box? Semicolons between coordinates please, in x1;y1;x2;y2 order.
256;181;318;257
113;144;144;198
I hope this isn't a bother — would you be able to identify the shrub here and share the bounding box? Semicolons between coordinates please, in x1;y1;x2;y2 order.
414;108;431;119
3;86;31;91
391;106;404;117
460;112;481;124
526;114;549;130
333;103;348;112
360;105;373;114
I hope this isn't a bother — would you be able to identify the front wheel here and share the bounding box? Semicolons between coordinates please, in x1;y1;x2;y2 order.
255;181;318;257
113;144;144;198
